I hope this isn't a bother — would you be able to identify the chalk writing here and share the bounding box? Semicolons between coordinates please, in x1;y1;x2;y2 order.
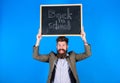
48;8;72;30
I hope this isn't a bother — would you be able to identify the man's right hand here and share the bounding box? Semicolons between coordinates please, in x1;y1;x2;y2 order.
80;26;88;45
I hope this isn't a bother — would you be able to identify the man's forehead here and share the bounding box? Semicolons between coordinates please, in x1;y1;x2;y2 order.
57;41;67;44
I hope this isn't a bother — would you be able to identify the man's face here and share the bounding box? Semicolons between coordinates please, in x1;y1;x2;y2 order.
57;41;68;55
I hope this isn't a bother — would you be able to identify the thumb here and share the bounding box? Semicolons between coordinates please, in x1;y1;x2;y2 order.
81;25;85;33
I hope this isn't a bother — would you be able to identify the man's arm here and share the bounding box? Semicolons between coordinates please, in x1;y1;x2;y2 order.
75;44;91;61
75;26;91;61
33;32;49;62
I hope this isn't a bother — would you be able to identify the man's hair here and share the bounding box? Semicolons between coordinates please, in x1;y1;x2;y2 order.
56;36;69;44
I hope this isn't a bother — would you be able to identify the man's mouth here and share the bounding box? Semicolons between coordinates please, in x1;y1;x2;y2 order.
58;49;65;52
58;49;66;54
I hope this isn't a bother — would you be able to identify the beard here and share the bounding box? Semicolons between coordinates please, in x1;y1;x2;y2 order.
57;49;67;59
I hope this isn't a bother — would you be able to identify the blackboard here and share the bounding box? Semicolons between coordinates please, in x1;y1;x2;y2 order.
40;4;82;36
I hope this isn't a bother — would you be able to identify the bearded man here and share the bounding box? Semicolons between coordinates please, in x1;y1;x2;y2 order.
33;27;91;83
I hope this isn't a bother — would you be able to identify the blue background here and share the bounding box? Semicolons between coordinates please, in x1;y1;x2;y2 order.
0;0;120;83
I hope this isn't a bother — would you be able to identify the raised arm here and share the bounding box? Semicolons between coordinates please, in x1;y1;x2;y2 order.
33;31;49;62
75;26;91;61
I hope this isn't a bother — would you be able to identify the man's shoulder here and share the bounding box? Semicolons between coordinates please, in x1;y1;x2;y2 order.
67;51;76;59
68;51;76;56
49;51;57;56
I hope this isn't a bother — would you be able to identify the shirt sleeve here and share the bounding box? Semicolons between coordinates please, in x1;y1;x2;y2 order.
33;45;50;62
75;44;91;62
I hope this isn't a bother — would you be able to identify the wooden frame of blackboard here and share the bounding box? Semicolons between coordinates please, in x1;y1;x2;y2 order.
40;4;83;36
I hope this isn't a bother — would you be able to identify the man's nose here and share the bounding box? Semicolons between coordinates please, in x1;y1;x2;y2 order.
59;46;63;49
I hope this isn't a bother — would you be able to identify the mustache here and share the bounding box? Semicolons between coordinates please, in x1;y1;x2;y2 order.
58;49;66;52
